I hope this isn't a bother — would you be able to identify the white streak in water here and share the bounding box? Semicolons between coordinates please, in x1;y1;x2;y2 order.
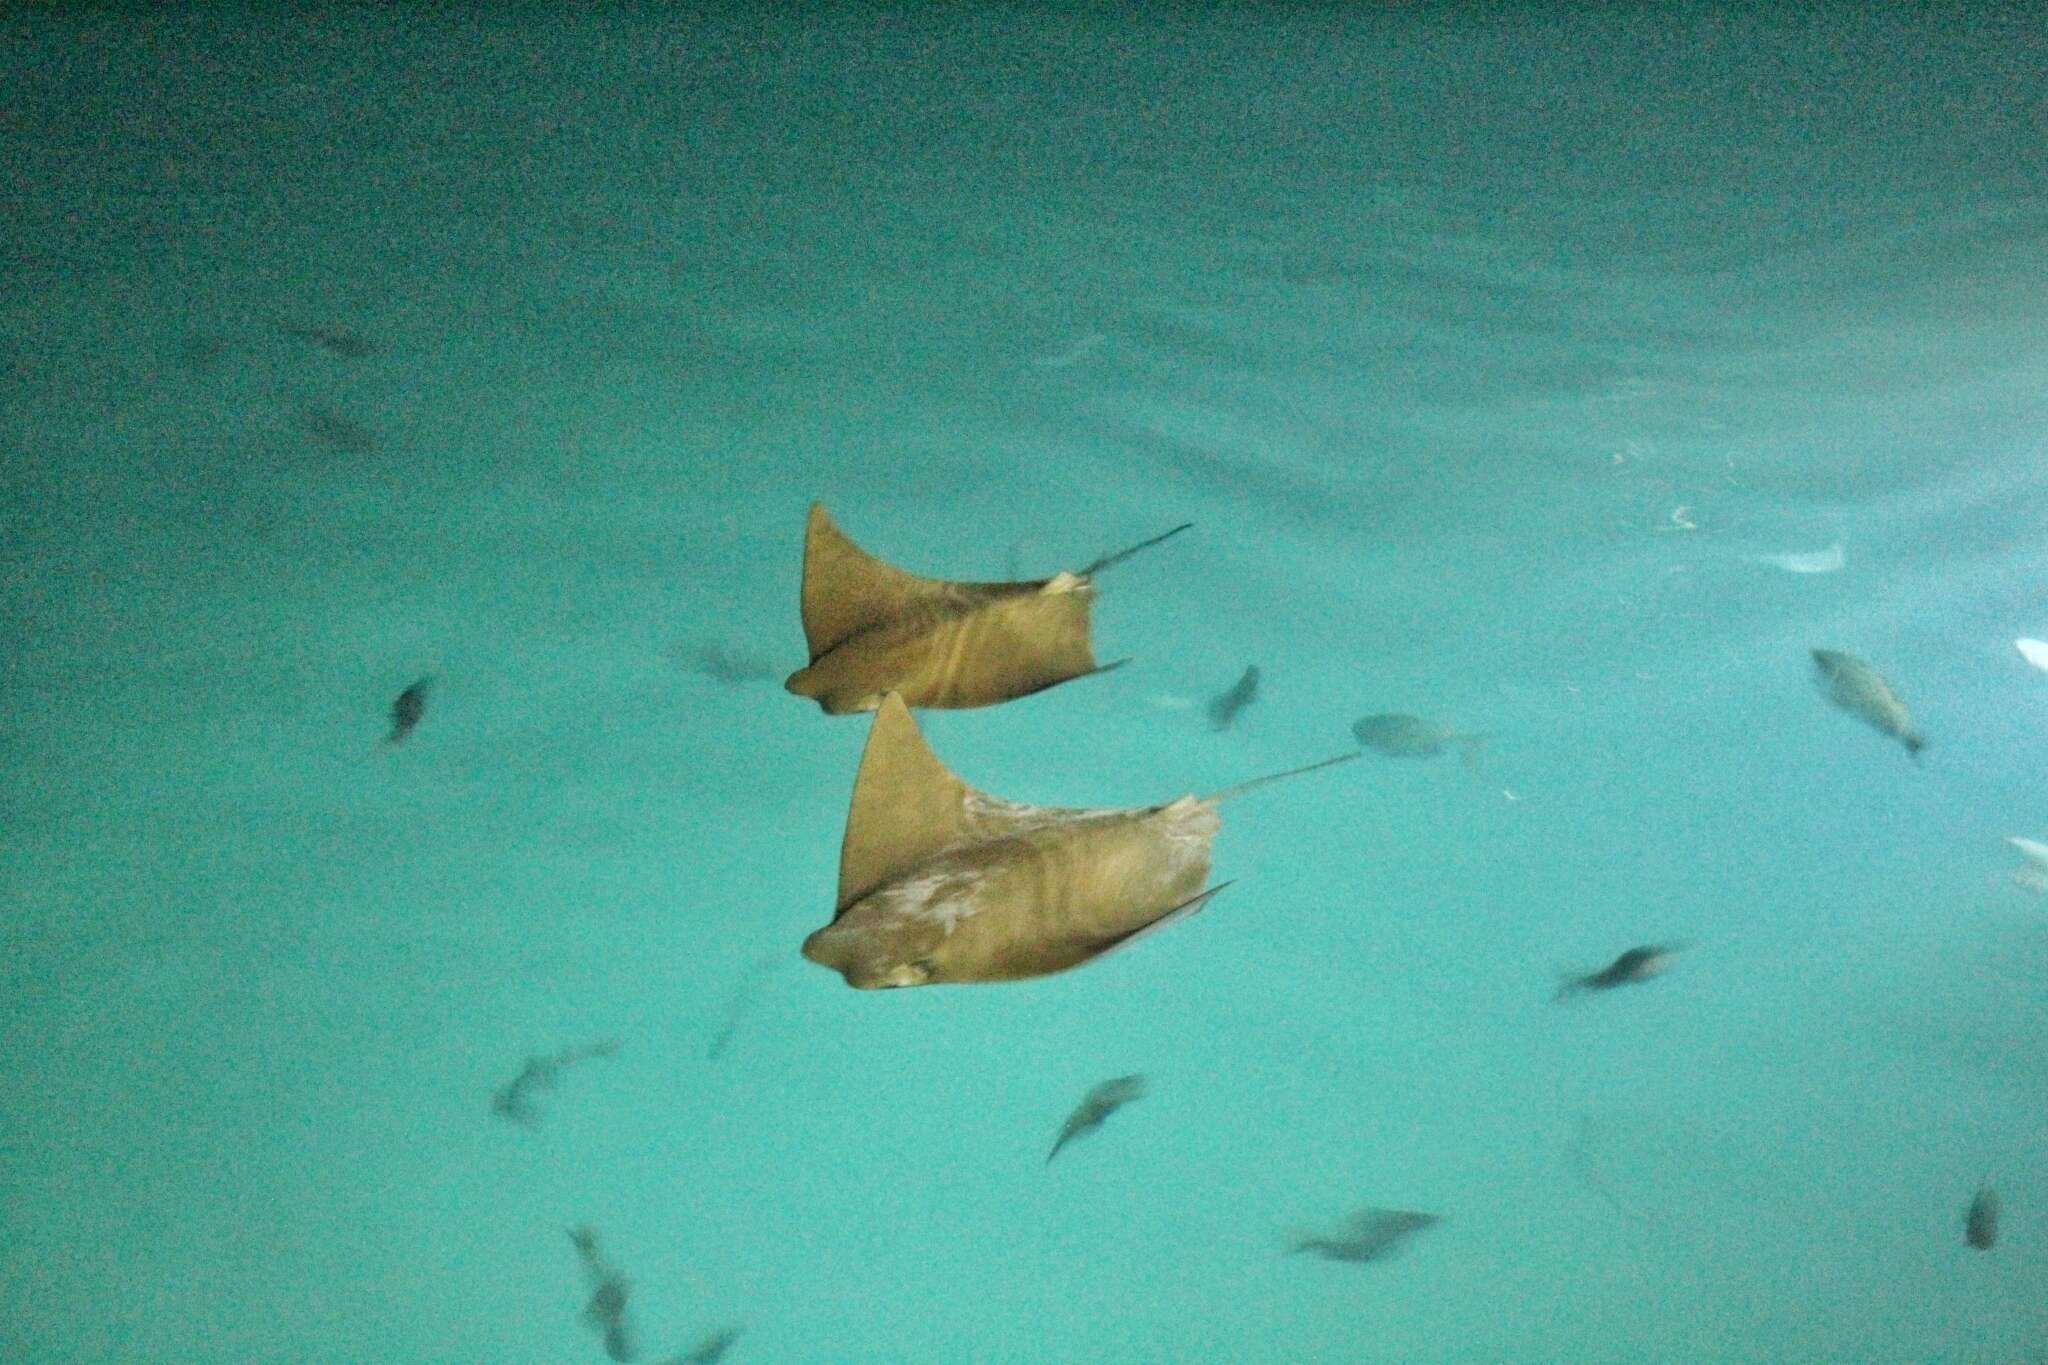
1032;332;1107;369
2015;638;2048;672
2008;836;2048;894
1744;542;1845;574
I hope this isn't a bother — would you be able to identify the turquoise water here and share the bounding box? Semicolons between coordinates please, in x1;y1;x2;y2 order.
4;5;2045;1361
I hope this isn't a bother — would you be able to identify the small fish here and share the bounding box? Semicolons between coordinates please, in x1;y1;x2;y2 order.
568;1226;636;1363
1746;542;1845;574
387;676;433;745
1554;944;1683;1002
1047;1074;1147;1164
276;320;376;358
1964;1184;1999;1250
705;955;779;1061
1351;713;1486;767
299;404;379;454
1288;1206;1441;1263
2016;638;2048;673
2008;835;2048;893
175;332;233;373
491;1040;619;1127
1206;665;1260;731
1811;649;1924;758
662;1327;743;1365
687;641;778;685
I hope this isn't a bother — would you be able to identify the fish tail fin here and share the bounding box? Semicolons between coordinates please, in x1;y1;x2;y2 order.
1454;733;1491;774
1904;733;1927;762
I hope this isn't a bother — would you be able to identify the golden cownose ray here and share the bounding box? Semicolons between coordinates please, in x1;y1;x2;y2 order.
784;503;1190;713
801;693;1357;988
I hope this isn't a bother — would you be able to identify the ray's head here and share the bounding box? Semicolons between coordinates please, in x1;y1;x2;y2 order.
801;918;944;990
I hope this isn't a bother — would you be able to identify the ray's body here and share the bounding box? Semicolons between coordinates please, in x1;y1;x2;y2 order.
800;693;1351;988
785;503;1187;713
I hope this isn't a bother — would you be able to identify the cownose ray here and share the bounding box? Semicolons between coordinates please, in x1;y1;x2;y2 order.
784;502;1190;714
801;693;1356;988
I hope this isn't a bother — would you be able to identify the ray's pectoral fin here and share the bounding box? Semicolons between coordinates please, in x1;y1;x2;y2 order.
1081;883;1233;965
798;502;954;662
835;693;977;915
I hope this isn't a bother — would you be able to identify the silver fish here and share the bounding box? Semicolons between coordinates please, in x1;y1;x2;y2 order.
1811;650;1924;758
1351;713;1485;766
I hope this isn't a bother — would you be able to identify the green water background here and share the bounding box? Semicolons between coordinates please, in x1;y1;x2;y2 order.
3;4;2044;1360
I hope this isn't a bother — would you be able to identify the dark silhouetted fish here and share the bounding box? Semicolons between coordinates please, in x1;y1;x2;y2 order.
299;404;378;454
662;1326;743;1364
686;641;778;685
785;503;1189;713
276;320;376;358
1811;649;1924;758
491;1040;618;1127
1965;1184;1999;1250
1047;1074;1147;1164
1554;944;1684;1003
387;676;433;745
1351;713;1485;768
1289;1206;1441;1263
1207;665;1260;731
800;693;1355;989
569;1226;636;1363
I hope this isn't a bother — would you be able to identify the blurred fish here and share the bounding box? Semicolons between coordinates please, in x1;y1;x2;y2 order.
1288;1206;1441;1263
2008;836;2048;893
491;1040;618;1127
387;676;433;745
1964;1184;1999;1250
1351;713;1486;768
801;694;1353;988
785;503;1189;714
1745;542;1844;574
1047;1074;1147;1164
1207;665;1260;731
276;319;376;358
1811;649;1924;759
1555;944;1683;1003
705;954;780;1061
2016;638;2048;673
569;1226;636;1363
685;641;778;685
299;404;378;454
661;1327;743;1364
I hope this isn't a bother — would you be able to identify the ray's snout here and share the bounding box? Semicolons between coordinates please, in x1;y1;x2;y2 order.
800;924;878;988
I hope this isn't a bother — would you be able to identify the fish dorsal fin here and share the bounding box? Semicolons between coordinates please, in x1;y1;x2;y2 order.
800;503;957;661
835;693;980;914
